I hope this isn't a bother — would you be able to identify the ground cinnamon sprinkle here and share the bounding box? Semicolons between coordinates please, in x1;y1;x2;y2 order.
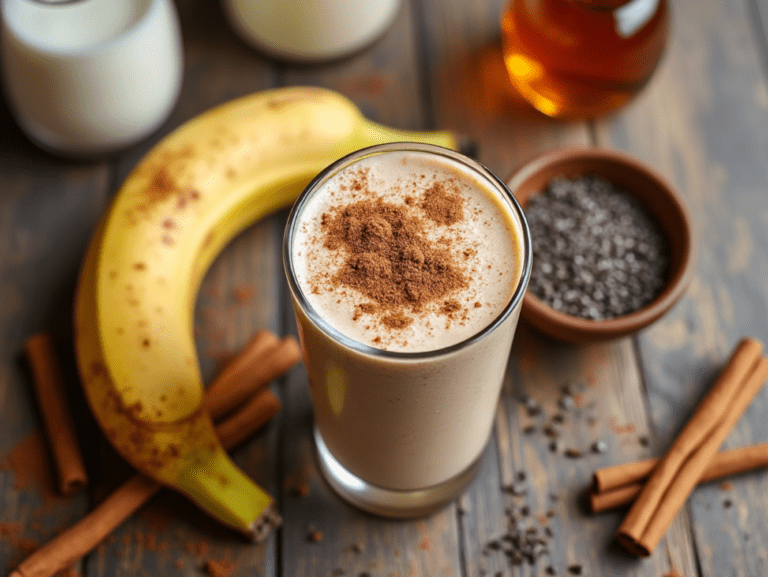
203;558;237;577
317;183;468;330
1;429;61;503
440;299;462;316
183;539;210;557
382;313;413;329
420;181;465;225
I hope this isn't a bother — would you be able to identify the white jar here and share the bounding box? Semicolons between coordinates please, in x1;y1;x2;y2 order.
221;0;403;62
0;0;183;157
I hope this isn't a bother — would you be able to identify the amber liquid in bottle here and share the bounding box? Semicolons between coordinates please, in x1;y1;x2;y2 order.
501;0;669;118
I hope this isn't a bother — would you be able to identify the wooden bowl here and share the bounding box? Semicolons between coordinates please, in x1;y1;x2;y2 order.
507;146;696;343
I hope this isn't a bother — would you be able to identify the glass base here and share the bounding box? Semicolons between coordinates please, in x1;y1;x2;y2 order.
313;427;481;518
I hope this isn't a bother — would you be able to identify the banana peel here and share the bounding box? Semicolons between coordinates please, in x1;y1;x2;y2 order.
74;86;459;538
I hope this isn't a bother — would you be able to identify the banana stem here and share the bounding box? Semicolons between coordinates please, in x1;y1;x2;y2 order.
176;446;275;538
359;119;459;151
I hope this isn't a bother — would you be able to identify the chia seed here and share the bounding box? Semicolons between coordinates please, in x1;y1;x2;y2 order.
591;440;608;454
522;395;542;416
525;175;669;320
559;395;576;411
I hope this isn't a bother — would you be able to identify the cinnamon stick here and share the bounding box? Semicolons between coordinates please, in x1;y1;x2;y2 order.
214;389;282;448
616;338;768;556
591;483;642;514
590;443;768;513
206;333;300;419
24;332;89;496
11;332;298;577
594;456;658;494
205;330;278;418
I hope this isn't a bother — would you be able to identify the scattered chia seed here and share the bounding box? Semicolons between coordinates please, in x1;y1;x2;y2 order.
591;440;608;454
562;382;585;396
564;448;582;459
559;395;575;411
723;499;733;509
523;395;542;416
639;435;651;447
568;564;583;575
503;482;527;496
525;174;669;320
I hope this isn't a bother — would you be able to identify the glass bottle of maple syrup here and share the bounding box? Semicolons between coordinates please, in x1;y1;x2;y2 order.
501;0;669;118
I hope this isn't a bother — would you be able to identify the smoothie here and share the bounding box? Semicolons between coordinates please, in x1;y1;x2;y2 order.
284;143;531;515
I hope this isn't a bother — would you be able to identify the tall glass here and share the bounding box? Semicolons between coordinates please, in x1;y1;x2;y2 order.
1;0;183;156
283;143;532;517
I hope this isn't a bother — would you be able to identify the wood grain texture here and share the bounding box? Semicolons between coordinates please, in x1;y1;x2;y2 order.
277;0;464;574
3;0;768;575
418;0;684;575
0;31;111;573
596;0;768;575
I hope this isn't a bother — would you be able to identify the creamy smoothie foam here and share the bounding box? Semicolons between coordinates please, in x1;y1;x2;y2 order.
285;144;531;515
293;149;522;352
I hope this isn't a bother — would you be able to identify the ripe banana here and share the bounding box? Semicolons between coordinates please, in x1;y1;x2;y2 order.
74;86;458;537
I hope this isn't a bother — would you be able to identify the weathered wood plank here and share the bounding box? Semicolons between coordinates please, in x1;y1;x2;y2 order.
423;0;695;575
5;0;768;575
501;328;697;576
596;0;768;575
414;1;678;577
0;86;111;574
276;1;464;575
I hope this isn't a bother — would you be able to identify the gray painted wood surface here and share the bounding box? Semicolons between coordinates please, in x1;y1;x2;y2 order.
2;0;768;575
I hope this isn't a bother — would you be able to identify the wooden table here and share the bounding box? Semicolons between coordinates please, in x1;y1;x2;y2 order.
3;0;768;575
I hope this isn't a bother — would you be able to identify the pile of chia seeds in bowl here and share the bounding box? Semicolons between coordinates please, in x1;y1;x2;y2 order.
524;174;669;321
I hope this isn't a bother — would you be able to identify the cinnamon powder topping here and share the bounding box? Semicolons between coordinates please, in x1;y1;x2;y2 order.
420;182;465;225
316;183;469;330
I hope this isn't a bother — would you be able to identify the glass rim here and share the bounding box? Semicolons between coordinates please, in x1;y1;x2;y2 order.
282;142;532;360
